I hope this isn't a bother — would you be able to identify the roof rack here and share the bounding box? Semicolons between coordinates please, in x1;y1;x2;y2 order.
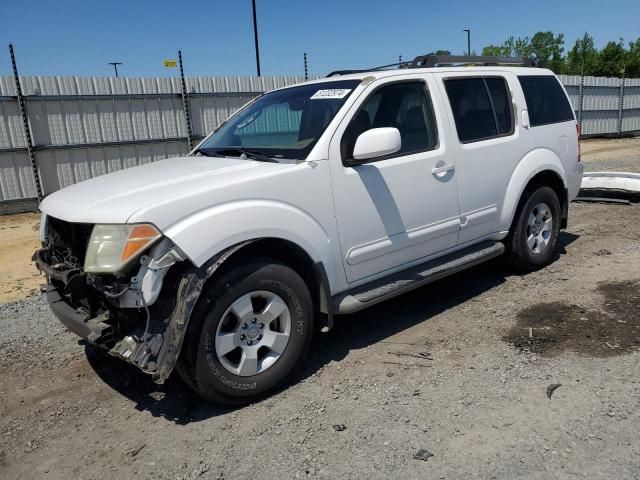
326;61;410;77
326;55;534;77
410;55;534;68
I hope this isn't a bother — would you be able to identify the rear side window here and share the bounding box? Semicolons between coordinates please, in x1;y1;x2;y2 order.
518;75;575;127
444;77;513;143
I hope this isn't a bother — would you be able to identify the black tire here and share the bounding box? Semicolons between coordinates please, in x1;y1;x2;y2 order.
177;258;314;406
505;185;561;271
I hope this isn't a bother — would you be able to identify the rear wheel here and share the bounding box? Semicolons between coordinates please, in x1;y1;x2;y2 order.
505;186;561;271
177;258;314;405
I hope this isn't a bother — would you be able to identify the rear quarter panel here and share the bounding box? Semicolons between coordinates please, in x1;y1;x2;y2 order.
499;71;580;229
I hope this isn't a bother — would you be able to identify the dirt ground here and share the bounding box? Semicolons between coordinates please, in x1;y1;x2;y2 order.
1;139;639;479
581;137;640;173
0;213;41;304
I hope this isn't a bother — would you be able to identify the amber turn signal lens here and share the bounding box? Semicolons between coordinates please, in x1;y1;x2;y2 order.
120;224;161;263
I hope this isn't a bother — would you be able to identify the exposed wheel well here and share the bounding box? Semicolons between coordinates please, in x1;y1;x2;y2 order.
204;238;329;323
514;170;568;231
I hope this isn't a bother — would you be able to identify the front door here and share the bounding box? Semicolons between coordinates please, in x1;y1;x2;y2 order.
329;75;460;284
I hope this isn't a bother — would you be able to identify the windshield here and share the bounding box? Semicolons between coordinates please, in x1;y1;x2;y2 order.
196;80;360;160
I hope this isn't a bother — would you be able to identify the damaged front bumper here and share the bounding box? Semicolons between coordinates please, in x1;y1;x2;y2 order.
33;242;206;383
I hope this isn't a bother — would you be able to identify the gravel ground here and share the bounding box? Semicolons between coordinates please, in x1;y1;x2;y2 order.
1;140;640;479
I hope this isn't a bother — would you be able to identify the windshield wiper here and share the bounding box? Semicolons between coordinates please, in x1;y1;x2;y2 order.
213;148;280;163
191;147;221;157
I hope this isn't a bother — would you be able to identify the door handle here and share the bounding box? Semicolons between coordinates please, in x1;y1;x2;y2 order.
522;109;530;129
431;164;455;175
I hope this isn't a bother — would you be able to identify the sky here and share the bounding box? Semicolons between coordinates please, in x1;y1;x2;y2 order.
1;0;639;78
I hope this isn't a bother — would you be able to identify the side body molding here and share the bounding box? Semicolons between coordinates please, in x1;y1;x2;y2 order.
498;148;567;231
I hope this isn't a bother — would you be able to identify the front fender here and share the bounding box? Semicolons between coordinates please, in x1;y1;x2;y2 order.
162;199;335;285
499;148;567;230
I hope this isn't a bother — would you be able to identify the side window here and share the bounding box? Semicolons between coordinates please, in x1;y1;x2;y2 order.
444;77;513;143
485;78;513;135
341;82;438;162
518;75;575;127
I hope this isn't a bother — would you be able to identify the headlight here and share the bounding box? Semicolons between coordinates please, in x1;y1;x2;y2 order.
84;224;161;273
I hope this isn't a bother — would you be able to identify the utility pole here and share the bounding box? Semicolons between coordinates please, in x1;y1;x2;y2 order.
108;62;122;77
463;29;471;56
251;0;261;76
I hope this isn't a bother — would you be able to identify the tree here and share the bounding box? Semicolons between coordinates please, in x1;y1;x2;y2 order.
624;38;640;77
596;40;627;77
513;37;534;58
529;32;565;72
479;31;640;78
482;45;504;56
481;36;532;58
566;32;599;75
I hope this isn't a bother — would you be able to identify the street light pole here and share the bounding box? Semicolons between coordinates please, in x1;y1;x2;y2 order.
251;0;261;76
463;29;471;56
108;62;122;77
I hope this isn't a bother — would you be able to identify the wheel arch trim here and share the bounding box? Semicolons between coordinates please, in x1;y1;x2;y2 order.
153;238;334;384
499;148;567;230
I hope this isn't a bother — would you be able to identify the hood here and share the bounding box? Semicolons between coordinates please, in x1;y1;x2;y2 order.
40;156;291;226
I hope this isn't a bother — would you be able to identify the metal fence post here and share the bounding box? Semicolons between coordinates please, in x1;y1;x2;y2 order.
304;52;308;81
9;43;43;201
617;74;626;137
178;50;194;151
578;74;585;134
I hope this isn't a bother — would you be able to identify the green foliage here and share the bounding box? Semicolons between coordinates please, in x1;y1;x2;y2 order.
529;32;565;72
481;31;640;78
422;50;453;57
482;45;504;56
627;39;640;77
567;32;599;75
596;40;626;77
482;36;532;58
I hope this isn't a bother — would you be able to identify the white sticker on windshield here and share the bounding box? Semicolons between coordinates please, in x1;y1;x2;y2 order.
310;89;352;100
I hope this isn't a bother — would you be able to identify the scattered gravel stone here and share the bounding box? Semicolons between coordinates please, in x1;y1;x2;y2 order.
546;384;562;399
413;449;434;461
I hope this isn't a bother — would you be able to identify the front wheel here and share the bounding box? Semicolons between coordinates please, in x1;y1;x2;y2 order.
505;186;561;271
177;258;314;405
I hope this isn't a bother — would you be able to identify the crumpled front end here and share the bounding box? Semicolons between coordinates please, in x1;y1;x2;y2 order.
34;215;207;383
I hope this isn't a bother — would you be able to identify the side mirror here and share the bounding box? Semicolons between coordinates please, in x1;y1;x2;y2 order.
352;127;401;161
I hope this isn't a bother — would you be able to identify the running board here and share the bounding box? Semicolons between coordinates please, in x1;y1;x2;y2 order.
333;241;505;314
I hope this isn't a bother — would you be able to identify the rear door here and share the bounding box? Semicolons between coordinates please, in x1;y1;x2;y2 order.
436;72;532;244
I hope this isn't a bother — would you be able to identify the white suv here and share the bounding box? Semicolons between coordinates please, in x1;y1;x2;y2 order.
35;56;583;405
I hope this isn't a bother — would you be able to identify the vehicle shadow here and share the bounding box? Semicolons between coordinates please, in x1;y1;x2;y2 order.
85;345;230;424
307;232;579;367
85;231;579;424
